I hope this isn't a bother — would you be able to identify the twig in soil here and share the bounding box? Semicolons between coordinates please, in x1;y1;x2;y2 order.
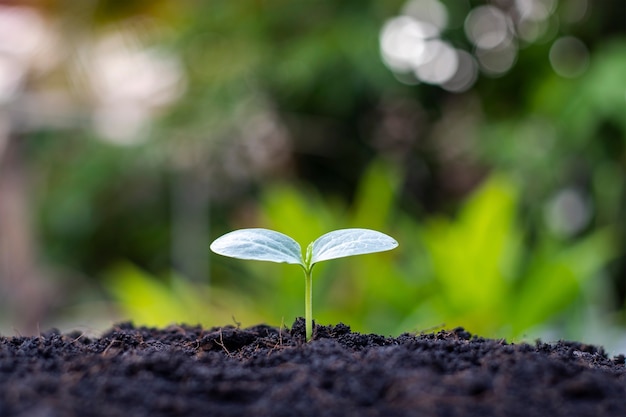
232;316;242;329
70;332;88;344
266;319;287;357
168;324;188;335
102;339;120;356
215;329;232;357
416;323;446;334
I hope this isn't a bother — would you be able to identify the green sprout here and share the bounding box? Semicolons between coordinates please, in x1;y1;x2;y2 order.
210;228;398;341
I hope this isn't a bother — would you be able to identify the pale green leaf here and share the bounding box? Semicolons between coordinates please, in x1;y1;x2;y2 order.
310;228;398;265
210;228;304;266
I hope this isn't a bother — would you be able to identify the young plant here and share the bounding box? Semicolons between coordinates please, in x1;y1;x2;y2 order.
209;228;398;341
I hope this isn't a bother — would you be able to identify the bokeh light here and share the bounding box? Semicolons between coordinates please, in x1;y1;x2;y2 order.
0;5;48;103
544;187;592;238
382;0;573;89
413;39;457;85
83;28;186;144
380;16;431;73
515;0;558;43
441;49;478;93
401;0;448;35
465;5;512;50
380;0;471;88
515;0;557;21
549;36;590;78
464;5;519;76
475;38;518;76
381;0;598;87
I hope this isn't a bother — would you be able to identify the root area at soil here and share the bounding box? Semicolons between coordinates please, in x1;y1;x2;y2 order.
0;318;624;417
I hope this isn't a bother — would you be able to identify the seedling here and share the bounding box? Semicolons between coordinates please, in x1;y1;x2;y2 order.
210;228;398;341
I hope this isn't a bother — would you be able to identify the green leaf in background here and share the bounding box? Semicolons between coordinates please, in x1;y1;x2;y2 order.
105;263;263;327
421;175;518;327
350;160;399;231
510;228;617;335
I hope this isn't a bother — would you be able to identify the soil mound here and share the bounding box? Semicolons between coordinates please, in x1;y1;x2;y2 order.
1;319;624;417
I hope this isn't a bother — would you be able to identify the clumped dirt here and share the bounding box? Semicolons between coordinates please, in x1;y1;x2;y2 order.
0;318;624;417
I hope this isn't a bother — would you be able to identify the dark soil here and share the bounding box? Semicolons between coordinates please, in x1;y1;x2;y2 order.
0;319;624;417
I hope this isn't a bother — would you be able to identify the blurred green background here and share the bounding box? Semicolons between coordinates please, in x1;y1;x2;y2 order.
0;0;624;352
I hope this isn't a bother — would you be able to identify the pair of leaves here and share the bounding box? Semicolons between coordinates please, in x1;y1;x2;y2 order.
210;228;398;272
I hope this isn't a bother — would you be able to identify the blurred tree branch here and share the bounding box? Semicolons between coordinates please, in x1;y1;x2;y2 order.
0;123;52;334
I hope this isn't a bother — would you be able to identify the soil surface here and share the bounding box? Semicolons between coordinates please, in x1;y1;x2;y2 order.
0;319;624;417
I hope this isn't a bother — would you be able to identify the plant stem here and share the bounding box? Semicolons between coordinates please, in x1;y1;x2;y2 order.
304;269;313;341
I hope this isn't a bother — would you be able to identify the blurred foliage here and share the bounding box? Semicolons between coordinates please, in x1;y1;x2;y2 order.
415;175;615;337
110;163;616;343
105;262;264;327
0;0;623;349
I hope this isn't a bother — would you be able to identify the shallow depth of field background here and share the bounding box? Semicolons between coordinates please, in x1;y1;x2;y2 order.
0;0;624;352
